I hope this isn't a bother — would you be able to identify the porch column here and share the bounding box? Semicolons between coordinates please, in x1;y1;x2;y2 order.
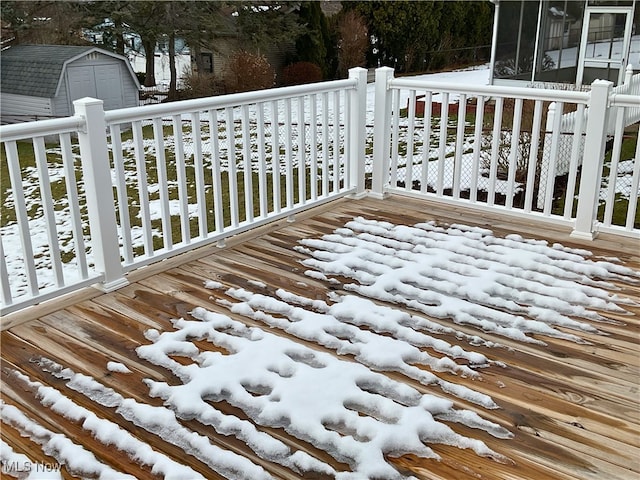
74;97;129;291
371;67;394;199
570;80;612;240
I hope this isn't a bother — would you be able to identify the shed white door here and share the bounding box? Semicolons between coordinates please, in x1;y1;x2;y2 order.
67;64;125;110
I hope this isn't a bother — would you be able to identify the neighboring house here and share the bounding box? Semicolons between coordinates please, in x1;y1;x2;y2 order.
489;0;639;88
1;44;140;124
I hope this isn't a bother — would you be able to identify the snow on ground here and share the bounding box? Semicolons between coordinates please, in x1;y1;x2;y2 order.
2;215;638;479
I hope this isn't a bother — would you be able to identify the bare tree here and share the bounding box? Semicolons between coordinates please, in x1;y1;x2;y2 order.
336;10;368;77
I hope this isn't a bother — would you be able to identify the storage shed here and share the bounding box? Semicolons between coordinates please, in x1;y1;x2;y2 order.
1;44;140;123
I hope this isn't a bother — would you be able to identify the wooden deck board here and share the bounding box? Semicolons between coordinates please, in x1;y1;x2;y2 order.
2;195;639;479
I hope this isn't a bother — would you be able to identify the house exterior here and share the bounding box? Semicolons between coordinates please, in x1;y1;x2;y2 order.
489;0;638;88
0;44;140;123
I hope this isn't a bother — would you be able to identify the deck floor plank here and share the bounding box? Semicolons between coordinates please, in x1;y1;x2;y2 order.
2;195;639;480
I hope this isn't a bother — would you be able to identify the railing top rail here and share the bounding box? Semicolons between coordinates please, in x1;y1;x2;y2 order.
0;116;85;143
610;93;640;107
388;77;591;103
105;77;358;124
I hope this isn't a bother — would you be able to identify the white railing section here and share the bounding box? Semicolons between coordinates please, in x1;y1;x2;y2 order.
598;93;640;235
0;116;102;313
1;66;637;317
608;65;640;132
104;71;367;272
371;69;638;241
372;67;591;223
558;65;640;134
0;68;367;316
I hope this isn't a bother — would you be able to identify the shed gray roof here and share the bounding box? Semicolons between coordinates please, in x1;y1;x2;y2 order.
1;44;138;98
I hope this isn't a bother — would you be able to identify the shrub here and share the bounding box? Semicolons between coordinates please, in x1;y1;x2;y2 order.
224;50;276;93
281;62;323;85
180;71;224;99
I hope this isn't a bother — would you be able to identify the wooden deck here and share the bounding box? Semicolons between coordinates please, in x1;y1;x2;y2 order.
2;195;639;480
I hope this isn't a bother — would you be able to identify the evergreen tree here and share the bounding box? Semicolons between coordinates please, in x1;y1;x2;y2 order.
293;2;334;78
344;0;493;73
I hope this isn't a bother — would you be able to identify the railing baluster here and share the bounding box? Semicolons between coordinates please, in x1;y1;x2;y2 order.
603;106;626;226
0;239;11;306
154;117;173;251
524;100;544;213
109;124;134;264
173;115;190;243
241;104;254;222
297;96;307;204
284;98;294;208
208;109;225;234
470;96;485;203
344;91;352;191
60;132;88;279
563;103;585;219
4;141;39;296
437;92;450;196
256;102;268;218
321;93;330;197
270;100;282;213
132;120;153;256
191;112;208;237
390;89;400;189
453;94;467;199
420;91;433;194
505;98;523;209
309;94;318;201
406;90;416;191
332;91;340;193
543;102;564;216
488;96;504;206
225;107;239;228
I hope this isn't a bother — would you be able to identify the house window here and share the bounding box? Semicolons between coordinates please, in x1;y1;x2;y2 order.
202;53;213;74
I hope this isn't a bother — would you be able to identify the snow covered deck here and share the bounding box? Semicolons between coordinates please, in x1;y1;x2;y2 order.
2;195;639;480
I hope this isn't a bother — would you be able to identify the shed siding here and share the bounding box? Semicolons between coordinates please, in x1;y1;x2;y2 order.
52;80;71;117
0;93;53;118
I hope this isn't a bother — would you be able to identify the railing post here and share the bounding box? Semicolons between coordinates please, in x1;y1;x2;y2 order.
371;67;394;199
623;63;633;86
348;67;368;198
570;80;612;240
73;97;128;291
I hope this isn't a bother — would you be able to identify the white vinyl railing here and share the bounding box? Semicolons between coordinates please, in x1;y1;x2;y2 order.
558;65;640;135
371;67;639;242
1;66;638;316
0;69;367;315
